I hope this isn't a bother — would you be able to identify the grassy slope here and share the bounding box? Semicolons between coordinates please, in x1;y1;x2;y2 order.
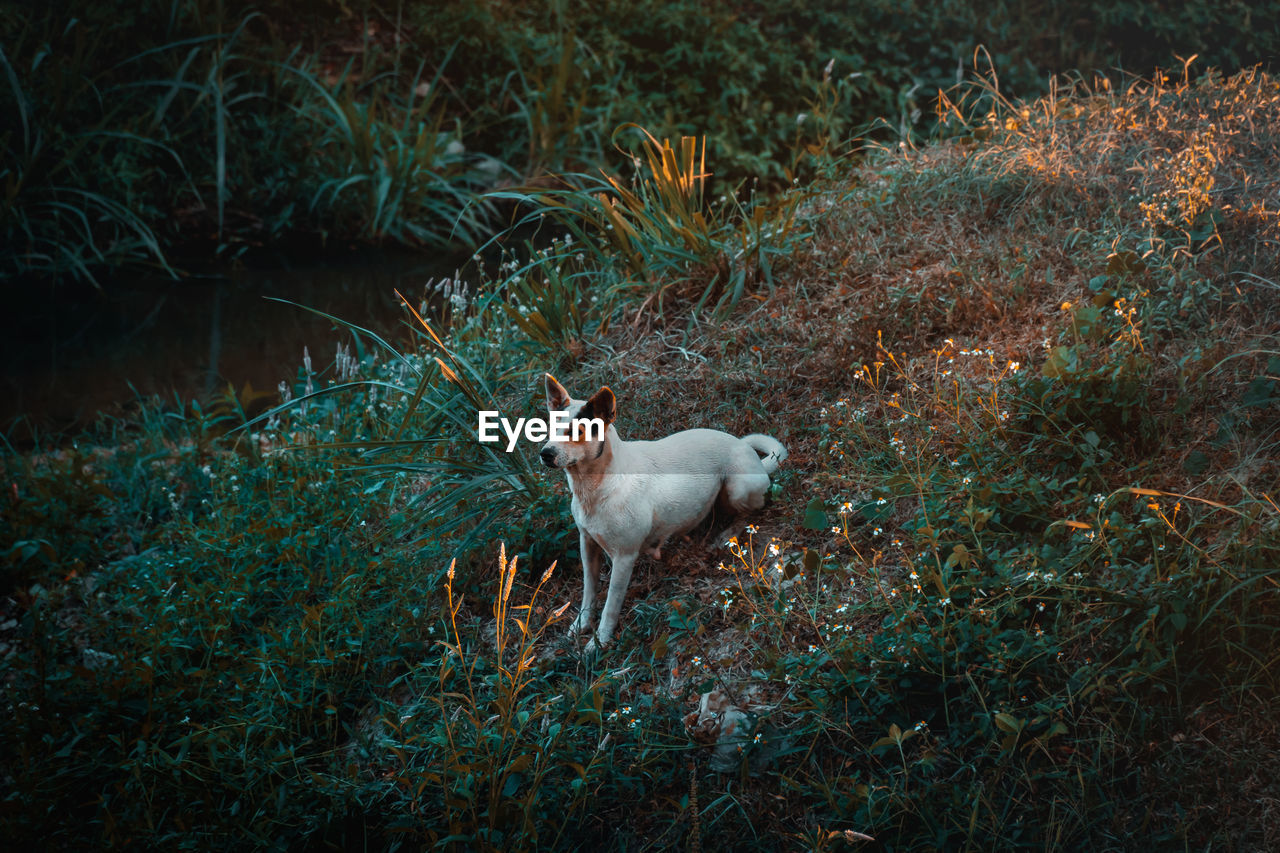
525;67;1280;847
3;68;1279;848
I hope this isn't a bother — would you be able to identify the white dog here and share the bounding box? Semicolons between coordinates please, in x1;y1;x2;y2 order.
540;374;787;652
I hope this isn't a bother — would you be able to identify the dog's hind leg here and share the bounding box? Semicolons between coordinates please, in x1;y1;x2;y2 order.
587;551;638;653
571;530;603;637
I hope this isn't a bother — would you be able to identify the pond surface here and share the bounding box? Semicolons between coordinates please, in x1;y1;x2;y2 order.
2;250;461;440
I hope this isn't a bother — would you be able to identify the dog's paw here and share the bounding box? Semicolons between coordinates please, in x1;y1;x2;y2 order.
569;612;594;637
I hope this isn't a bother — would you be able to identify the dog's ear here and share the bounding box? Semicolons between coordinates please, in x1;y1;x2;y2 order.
545;373;571;411
582;386;616;426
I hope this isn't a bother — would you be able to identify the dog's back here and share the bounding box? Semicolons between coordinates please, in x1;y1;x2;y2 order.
601;428;784;539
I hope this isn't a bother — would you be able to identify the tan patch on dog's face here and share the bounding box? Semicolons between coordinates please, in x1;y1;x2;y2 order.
540;383;615;470
539;400;604;469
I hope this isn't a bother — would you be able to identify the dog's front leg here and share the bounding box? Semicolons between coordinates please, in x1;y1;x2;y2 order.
587;550;638;653
570;529;603;637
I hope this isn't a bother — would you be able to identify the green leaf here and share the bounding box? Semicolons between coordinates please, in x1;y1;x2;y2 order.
860;496;894;523
944;543;975;571
1242;375;1276;408
1073;304;1103;337
1106;251;1145;275
1183;450;1210;476
803;497;829;530
1041;345;1078;378
993;713;1023;734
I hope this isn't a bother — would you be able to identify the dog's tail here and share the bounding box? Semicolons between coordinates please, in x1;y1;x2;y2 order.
741;433;788;474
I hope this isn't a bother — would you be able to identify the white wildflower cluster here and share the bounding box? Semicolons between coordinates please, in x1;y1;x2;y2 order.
302;345;314;403
334;341;359;382
818;597;861;643
716;589;735;613
889;433;907;456
606;704;640;729
429;273;471;314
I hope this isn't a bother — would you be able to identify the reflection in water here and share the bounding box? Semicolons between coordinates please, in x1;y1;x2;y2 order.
3;251;460;437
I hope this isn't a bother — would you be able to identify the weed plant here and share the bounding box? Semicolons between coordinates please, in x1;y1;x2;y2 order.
493;127;808;317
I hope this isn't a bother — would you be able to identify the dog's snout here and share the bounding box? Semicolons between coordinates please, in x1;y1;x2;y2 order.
539;446;558;467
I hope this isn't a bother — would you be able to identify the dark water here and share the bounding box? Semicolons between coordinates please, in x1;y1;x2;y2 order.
2;250;460;439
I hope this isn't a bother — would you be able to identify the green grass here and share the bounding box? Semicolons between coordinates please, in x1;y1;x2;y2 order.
4;62;1280;850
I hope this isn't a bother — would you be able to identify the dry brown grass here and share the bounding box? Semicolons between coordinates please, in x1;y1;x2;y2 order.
559;67;1279;513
